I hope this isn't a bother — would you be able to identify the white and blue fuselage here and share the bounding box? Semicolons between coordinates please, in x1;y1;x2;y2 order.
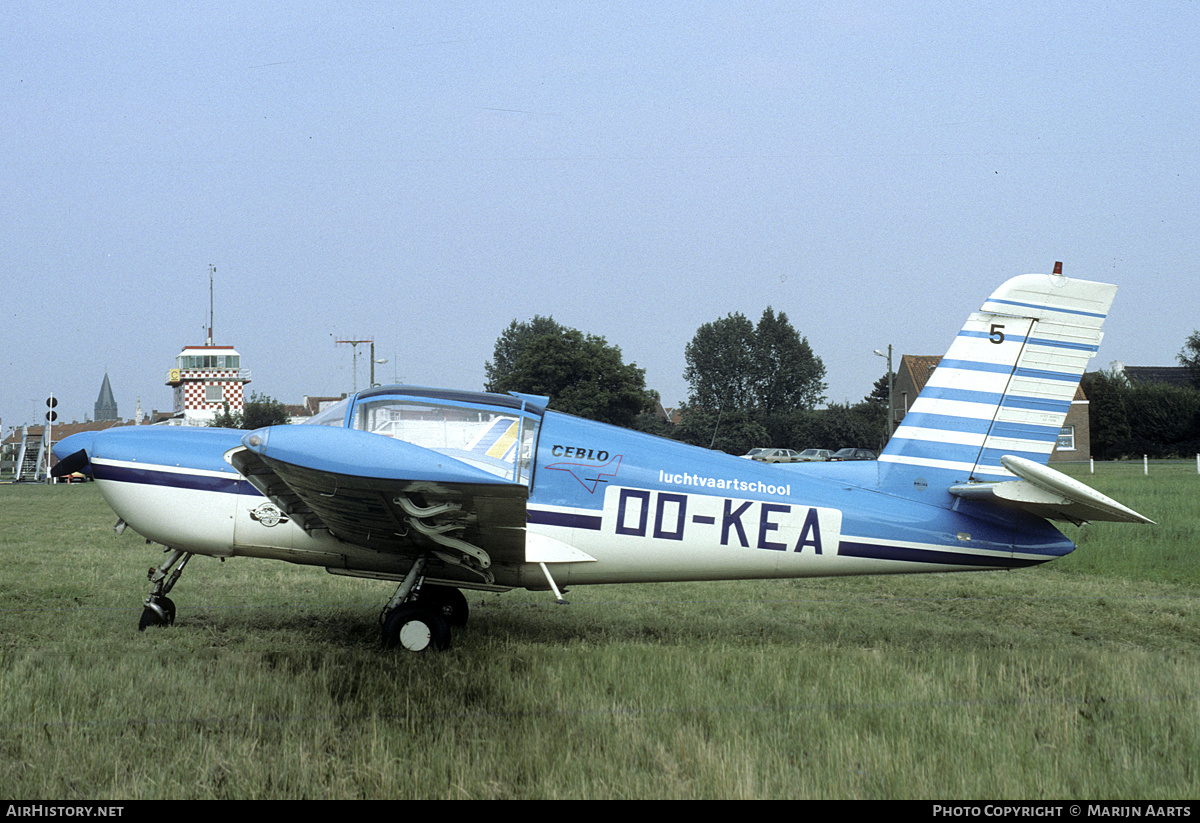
56;393;1074;593
52;272;1149;647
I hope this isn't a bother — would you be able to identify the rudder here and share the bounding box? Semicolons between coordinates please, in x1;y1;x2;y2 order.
879;271;1116;493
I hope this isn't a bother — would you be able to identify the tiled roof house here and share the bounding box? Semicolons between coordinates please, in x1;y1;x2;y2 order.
890;354;1090;463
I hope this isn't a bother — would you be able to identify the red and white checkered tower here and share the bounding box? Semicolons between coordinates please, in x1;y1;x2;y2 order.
164;264;251;426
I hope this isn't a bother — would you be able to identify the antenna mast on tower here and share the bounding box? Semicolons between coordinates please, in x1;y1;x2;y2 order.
207;264;216;345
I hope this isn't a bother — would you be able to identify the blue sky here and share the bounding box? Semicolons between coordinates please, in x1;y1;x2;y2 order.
4;2;1197;432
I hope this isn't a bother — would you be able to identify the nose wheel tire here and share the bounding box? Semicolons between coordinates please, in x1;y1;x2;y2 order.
138;596;176;630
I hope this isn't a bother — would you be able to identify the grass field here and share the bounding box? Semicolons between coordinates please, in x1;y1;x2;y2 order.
1;465;1197;799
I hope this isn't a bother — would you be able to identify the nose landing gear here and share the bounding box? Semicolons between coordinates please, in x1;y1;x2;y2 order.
139;549;192;631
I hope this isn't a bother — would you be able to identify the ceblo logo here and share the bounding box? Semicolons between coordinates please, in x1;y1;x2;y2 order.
544;446;623;494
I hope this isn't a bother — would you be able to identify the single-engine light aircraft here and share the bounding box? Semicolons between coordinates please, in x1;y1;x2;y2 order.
53;271;1152;651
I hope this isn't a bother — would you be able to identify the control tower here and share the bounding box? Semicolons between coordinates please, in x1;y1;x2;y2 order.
165;346;251;426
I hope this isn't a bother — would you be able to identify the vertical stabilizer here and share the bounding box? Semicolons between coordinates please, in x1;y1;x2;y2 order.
879;272;1116;494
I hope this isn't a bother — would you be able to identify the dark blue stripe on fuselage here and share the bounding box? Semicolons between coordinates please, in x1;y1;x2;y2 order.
838;541;1044;568
93;462;258;495
527;508;603;530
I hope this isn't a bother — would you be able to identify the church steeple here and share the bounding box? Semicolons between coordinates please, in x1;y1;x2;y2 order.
95;373;118;422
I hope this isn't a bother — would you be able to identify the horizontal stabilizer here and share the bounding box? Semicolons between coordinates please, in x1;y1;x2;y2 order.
949;455;1153;525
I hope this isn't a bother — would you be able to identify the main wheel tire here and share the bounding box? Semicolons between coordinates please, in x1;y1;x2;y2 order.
418;586;469;628
382;605;451;652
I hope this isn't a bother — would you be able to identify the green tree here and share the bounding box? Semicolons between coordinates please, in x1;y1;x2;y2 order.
1114;381;1200;458
1081;370;1200;459
682;312;757;412
211;401;240;429
865;373;892;448
671;405;770;455
209;392;291;430
753;307;827;414
1080;370;1132;459
789;402;884;453
242;392;291;429
683;308;825;416
629;392;677;438
1179;330;1200;388
485;316;568;392
866;373;890;408
485;318;656;428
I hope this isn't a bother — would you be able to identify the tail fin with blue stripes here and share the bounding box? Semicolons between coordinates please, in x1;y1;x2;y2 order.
879;270;1116;493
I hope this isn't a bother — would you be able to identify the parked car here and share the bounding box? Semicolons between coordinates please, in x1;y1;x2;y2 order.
795;449;833;462
828;448;876;461
740;448;801;463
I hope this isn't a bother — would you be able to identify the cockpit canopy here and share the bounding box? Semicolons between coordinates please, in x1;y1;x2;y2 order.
304;386;547;485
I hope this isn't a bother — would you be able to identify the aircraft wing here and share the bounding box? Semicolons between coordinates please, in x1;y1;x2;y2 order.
227;425;529;581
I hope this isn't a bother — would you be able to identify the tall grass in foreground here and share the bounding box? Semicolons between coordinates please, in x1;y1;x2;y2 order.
1056;461;1200;584
0;479;1197;799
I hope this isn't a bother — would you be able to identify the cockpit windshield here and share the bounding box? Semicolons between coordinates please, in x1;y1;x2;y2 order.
339;387;543;485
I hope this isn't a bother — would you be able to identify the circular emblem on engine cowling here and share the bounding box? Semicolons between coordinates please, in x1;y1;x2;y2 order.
249;503;288;527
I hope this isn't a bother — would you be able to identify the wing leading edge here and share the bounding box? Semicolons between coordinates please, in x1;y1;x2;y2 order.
227;424;529;584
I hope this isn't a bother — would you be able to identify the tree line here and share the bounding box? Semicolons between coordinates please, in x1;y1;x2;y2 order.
224;318;1200;461
486;317;1200;460
485;312;888;456
1080;332;1200;459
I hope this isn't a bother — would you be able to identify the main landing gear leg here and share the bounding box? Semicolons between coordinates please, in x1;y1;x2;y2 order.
379;556;459;653
139;548;192;631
